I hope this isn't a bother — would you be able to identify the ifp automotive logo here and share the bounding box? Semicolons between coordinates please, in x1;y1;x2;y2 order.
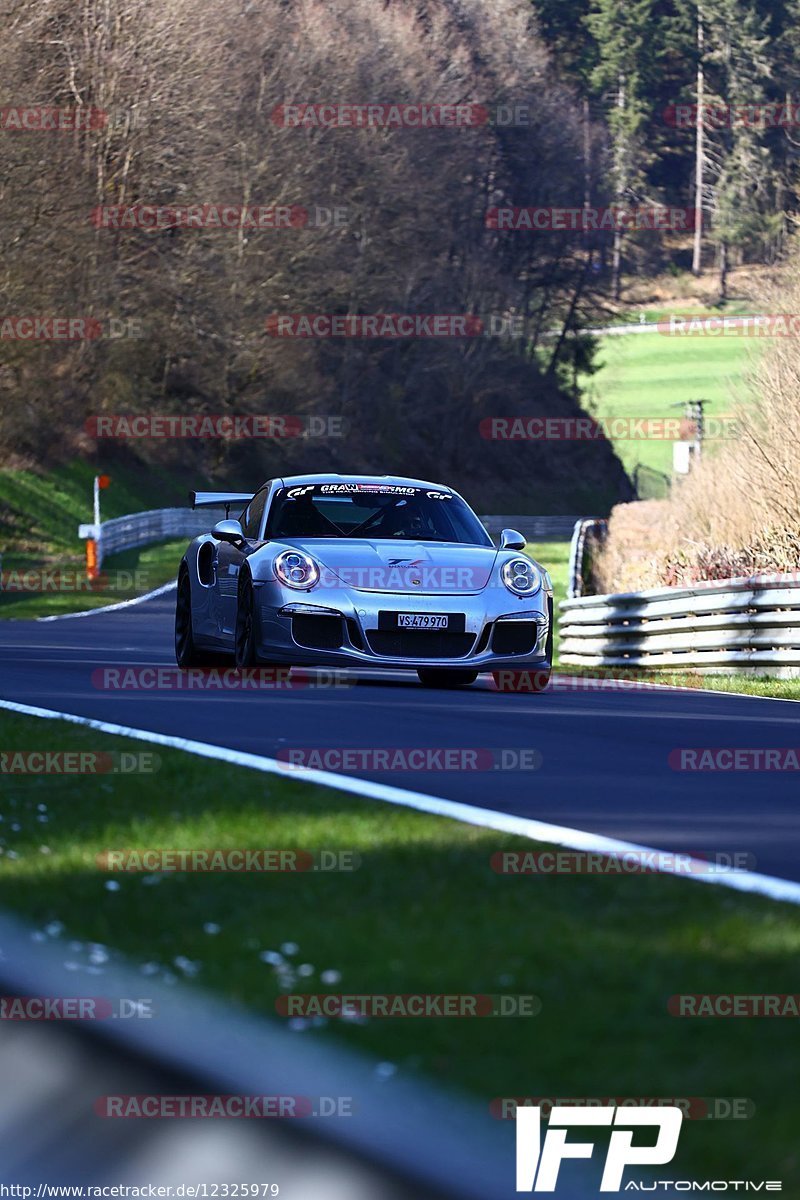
516;1104;682;1191
515;1105;782;1191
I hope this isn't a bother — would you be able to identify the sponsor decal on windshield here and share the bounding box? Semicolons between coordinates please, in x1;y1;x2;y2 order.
286;483;451;498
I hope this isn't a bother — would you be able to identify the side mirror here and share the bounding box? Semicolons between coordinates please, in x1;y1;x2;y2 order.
212;519;244;545
500;528;526;551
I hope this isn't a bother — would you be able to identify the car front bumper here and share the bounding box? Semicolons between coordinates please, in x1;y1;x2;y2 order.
251;581;552;672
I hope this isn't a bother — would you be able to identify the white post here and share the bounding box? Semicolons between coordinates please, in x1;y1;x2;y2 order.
93;474;101;528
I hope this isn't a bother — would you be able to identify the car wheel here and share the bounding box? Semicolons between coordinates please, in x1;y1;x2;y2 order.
417;669;479;689
234;573;260;669
233;574;288;676
492;668;551;693
175;570;218;669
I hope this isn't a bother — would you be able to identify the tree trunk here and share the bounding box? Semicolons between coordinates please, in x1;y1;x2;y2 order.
718;240;728;302
611;74;625;301
692;6;704;276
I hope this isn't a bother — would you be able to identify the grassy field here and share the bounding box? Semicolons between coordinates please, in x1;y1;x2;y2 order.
0;539;184;619
0;461;192;619
582;327;758;481
0;708;798;1187
0;460;189;566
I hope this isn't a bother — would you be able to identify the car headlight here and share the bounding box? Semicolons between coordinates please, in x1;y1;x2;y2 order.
501;557;542;596
274;549;320;590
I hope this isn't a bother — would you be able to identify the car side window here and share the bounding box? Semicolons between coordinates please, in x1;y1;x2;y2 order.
242;487;269;540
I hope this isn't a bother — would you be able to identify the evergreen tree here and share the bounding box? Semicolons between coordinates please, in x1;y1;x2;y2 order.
587;0;664;298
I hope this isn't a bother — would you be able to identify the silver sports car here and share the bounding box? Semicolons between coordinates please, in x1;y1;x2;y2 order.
174;474;553;689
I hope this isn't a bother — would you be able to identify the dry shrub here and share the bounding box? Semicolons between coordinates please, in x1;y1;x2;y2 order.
594;255;800;592
591;500;673;593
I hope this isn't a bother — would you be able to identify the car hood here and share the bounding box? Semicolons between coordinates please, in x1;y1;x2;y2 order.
273;539;499;594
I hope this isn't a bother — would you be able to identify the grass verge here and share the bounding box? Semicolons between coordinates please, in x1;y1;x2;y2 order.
555;665;800;702
0;710;798;1186
0;460;192;619
0;539;184;620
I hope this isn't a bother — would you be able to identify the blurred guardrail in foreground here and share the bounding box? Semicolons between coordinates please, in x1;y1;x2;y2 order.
560;573;800;675
0;911;607;1200
79;510;584;568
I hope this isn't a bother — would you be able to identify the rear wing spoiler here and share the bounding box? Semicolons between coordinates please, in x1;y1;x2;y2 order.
190;491;253;517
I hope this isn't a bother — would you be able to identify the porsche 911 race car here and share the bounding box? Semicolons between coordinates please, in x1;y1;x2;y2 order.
174;474;553;689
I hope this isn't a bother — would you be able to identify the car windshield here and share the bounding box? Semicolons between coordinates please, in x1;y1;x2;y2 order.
264;485;493;546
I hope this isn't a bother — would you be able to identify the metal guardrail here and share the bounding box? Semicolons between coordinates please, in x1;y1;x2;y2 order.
566;518;607;599
79;510;584;566
480;515;583;542
559;573;800;673
80;507;228;567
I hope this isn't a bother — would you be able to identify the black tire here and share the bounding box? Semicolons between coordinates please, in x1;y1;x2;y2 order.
175;570;219;669
492;668;551;693
545;594;554;665
234;574;291;677
417;669;479;689
234;572;259;669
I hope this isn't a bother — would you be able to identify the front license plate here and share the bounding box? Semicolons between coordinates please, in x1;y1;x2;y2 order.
397;613;449;630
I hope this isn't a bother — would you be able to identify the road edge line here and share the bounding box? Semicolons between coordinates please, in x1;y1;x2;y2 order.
36;580;177;622
1;695;799;907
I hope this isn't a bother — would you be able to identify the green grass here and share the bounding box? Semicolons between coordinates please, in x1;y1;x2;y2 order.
555;666;800;702
0;710;798;1186
0;461;192;619
0;539;184;619
0;460;189;564
581;326;759;481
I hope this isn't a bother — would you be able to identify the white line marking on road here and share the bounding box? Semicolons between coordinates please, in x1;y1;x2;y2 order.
1;695;799;907
36;581;177;622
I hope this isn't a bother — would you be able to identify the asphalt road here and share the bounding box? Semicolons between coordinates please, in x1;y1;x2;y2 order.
1;591;799;883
